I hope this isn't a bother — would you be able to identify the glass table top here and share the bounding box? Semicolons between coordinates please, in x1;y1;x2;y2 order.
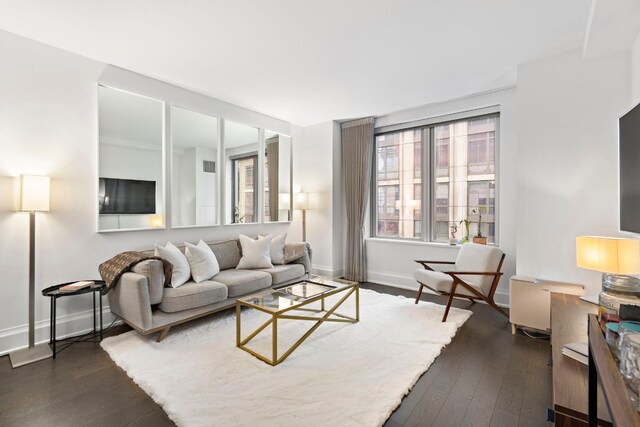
237;277;357;313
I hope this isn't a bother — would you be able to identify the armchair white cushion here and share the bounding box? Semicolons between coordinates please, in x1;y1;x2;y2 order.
413;269;484;297
454;243;504;294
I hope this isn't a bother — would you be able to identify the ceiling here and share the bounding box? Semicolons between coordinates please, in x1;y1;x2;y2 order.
2;1;640;126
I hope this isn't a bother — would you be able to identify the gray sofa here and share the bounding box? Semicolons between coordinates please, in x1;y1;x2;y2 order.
107;238;311;341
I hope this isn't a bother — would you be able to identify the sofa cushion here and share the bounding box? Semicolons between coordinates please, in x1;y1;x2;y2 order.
237;234;274;269
185;240;220;283
155;242;191;288
212;269;272;297
259;264;305;285
131;259;165;305
209;240;242;271
159;280;228;313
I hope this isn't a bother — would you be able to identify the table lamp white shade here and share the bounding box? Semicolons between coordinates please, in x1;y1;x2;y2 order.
20;175;50;212
576;236;640;274
149;215;163;227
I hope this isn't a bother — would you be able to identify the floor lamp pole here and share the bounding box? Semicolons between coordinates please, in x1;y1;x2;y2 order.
9;211;52;368
28;210;35;348
302;209;307;242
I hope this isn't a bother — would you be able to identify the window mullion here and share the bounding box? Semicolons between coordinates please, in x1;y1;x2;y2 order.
423;127;431;242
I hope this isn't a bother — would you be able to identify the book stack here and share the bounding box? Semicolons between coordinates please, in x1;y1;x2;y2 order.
59;281;94;293
562;342;589;365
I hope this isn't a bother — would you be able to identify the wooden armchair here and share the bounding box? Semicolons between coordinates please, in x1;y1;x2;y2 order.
413;243;507;322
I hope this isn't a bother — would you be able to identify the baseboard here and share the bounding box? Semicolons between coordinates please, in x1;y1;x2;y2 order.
367;270;510;308
0;307;120;357
312;264;344;278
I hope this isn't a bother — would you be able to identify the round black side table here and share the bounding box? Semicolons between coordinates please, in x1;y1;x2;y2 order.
42;280;106;358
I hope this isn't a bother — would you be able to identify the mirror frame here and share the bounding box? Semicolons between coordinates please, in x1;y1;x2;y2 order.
169;105;221;229
97;85;167;233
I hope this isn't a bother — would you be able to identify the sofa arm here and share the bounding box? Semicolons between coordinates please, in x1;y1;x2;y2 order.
131;259;165;305
284;242;312;274
107;272;153;332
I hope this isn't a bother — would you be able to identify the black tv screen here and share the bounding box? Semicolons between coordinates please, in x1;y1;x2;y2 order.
620;101;640;233
99;178;156;214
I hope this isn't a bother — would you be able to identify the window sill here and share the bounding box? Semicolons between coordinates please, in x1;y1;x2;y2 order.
366;237;500;249
365;237;462;249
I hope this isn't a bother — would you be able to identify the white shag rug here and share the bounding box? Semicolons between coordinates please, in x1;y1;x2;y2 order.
101;288;471;427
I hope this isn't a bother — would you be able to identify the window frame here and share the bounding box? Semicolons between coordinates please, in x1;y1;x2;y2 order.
371;112;500;245
230;152;259;223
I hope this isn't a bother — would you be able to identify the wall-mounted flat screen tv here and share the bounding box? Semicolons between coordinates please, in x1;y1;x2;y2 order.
99;178;156;214
619;101;640;233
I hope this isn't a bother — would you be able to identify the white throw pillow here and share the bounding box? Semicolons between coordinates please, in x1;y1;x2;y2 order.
260;233;287;265
154;242;191;288
237;234;274;269
184;240;220;283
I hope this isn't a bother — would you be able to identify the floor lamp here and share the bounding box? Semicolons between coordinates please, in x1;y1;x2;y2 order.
10;175;53;368
295;192;315;242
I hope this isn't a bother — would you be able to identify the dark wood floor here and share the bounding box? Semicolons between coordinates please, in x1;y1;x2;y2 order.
0;283;551;427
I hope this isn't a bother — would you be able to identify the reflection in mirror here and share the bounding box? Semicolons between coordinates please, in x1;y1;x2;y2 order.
224;121;260;224
98;86;164;231
171;107;219;227
264;131;292;222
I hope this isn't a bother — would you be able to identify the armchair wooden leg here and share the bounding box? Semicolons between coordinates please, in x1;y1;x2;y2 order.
156;326;171;343
415;283;425;304
442;281;459;322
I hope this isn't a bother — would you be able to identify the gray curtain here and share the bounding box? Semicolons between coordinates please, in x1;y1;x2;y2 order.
341;117;374;282
266;136;279;221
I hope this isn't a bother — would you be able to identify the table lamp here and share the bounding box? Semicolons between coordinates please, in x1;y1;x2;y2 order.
10;175;53;368
576;236;640;290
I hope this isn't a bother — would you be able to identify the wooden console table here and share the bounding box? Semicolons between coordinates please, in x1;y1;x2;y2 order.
588;314;640;427
551;293;611;426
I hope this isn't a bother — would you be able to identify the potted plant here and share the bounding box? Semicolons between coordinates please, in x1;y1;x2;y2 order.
458;218;471;243
449;222;458;245
472;207;487;244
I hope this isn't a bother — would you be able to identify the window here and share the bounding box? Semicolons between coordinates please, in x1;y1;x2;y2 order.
232;155;257;223
374;130;422;238
372;114;498;244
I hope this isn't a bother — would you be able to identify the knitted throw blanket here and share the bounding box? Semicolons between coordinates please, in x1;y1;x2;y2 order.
99;251;172;292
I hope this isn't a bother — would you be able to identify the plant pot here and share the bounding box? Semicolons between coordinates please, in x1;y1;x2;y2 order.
473;236;487;244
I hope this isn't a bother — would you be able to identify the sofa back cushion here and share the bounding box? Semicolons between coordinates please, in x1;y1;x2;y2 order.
209;239;241;270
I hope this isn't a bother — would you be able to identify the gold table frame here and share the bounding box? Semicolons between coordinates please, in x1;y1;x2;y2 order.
236;279;359;366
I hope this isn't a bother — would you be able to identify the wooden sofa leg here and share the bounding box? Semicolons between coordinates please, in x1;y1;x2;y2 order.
415;284;425;304
156;326;171;343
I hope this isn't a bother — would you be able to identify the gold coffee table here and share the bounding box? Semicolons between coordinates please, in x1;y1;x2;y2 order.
236;277;359;366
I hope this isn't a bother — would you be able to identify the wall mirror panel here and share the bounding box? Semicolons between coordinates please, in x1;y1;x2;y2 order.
171;106;219;227
264;131;292;222
98;86;164;231
224;120;260;224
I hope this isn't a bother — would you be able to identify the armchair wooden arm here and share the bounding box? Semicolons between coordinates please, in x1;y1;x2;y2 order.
445;271;503;277
414;260;455;271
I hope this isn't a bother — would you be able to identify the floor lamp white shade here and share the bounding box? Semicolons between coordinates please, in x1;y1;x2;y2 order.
294;192;317;242
20;175;50;212
10;174;53;368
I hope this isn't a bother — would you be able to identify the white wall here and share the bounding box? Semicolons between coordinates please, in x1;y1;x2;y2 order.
0;30;291;355
516;49;631;296
632;33;640;104
367;88;518;305
291;121;344;277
